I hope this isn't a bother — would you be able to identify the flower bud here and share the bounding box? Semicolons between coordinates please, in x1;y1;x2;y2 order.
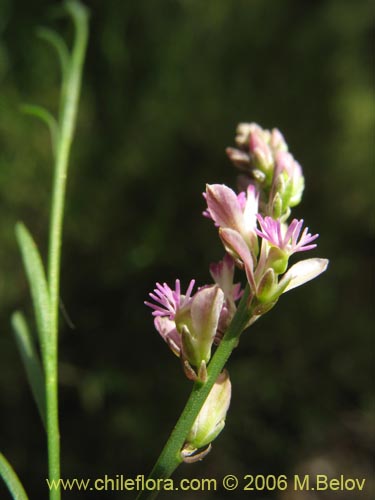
252;168;266;183
274;151;305;209
256;268;277;303
185;370;231;450
235;122;259;147
249;131;273;173
271;192;283;219
266;246;289;274
225;147;250;168
270;128;288;152
178;286;224;368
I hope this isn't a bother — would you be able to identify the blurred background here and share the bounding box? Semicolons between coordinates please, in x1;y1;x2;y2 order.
0;0;373;498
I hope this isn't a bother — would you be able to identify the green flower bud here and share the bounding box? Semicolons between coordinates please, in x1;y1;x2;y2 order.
256;268;277;303
267;247;289;274
185;371;231;450
271;192;283;219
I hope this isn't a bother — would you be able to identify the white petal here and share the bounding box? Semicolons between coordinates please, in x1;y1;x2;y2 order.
282;258;329;293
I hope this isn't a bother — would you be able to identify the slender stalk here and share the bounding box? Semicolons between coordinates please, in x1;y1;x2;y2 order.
137;286;252;500
46;3;88;499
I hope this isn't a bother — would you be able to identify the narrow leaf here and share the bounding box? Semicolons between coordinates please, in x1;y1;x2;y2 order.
36;26;70;120
15;222;51;360
11;311;46;429
36;27;70;80
0;453;29;500
21;104;59;156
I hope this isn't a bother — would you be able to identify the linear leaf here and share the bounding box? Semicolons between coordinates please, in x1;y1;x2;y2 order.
36;27;70;80
21;104;59;156
15;222;51;361
0;453;29;500
11;311;46;429
36;26;70;120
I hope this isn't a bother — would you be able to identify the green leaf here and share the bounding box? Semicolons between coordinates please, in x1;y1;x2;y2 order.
36;27;70;81
21;104;59;156
36;26;70;121
15;222;51;361
0;453;29;500
11;311;46;429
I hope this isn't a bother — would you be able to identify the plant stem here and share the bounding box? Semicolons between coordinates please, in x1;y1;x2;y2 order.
136;286;252;500
46;3;88;499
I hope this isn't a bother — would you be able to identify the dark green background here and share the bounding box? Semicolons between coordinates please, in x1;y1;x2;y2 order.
0;0;373;498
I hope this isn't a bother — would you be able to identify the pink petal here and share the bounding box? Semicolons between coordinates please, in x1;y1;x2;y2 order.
205;184;243;230
219;228;256;291
154;316;181;356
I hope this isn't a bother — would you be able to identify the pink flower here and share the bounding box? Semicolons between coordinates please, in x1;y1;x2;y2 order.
256;215;319;255
145;279;195;318
209;254;242;304
209;255;243;340
219;228;256;292
204;183;259;249
145;280;195;358
145;281;225;369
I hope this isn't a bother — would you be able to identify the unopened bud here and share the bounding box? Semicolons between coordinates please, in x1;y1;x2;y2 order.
274;171;287;195
252;168;266;183
271;192;283;219
256;268;276;303
235;123;257;147
226;147;250;169
270;128;288;152
275;151;305;209
266;247;289;275
250;132;273;173
185;370;231;450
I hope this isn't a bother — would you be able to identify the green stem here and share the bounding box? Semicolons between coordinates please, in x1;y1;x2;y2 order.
46;3;88;500
136;286;252;500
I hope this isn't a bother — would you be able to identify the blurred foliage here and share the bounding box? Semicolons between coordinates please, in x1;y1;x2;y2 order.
0;0;373;498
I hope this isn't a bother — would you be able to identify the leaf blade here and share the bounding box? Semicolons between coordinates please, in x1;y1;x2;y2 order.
11;311;46;429
15;222;51;361
36;27;70;80
21;104;59;156
0;453;29;500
